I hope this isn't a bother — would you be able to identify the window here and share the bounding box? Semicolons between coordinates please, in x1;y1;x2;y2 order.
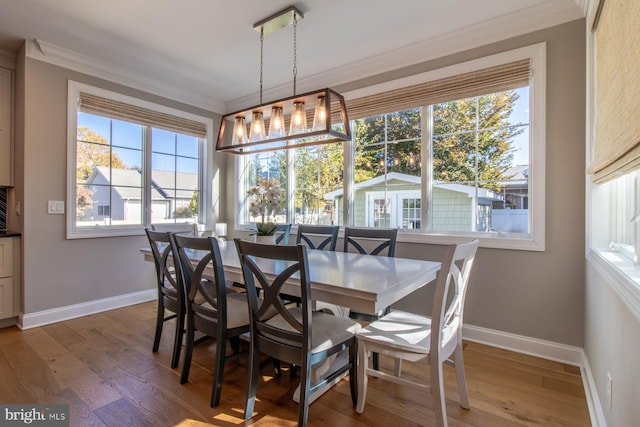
67;82;212;238
236;44;545;250
606;170;640;263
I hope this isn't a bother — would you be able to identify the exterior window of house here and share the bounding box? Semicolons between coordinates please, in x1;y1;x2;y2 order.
402;198;421;229
67;81;211;239
236;44;545;250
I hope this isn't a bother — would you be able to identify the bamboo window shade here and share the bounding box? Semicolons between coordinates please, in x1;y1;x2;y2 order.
587;0;640;183
345;59;531;120
78;93;207;138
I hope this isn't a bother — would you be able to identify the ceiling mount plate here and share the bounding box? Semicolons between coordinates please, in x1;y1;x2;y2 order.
253;6;304;36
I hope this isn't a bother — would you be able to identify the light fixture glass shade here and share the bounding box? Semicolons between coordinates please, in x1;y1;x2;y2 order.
249;111;266;141
231;115;248;145
312;95;327;131
217;88;350;154
289;101;307;135
268;106;285;139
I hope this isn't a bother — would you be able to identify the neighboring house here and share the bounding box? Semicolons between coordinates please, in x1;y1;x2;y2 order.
83;166;197;224
324;170;528;233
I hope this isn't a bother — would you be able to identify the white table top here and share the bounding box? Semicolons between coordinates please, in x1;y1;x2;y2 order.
141;239;441;315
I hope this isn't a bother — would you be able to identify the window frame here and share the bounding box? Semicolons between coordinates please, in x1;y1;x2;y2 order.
66;81;213;239
235;43;546;251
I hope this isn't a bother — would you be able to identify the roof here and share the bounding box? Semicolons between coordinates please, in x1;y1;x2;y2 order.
323;171;503;200
87;166;196;201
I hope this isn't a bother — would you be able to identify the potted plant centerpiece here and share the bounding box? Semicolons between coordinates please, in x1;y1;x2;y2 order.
247;177;284;243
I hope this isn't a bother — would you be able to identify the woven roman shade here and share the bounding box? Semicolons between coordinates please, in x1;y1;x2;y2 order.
79;92;207;138
587;0;640;183
346;59;531;120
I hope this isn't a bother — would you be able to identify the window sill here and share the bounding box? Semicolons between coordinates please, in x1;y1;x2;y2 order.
235;224;544;251
588;248;640;323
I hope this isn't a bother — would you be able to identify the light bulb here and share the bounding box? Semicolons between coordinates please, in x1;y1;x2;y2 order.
289;101;307;135
231;115;248;145
268;106;285;139
312;95;327;131
249;111;265;142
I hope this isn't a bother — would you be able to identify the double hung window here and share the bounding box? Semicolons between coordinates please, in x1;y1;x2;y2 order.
67;82;211;238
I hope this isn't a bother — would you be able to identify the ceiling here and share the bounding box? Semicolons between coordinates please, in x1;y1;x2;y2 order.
0;0;585;113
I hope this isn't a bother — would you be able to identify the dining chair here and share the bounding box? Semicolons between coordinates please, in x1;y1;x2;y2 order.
343;227;398;370
234;239;360;426
170;234;250;407
355;239;479;427
275;223;292;245
295;224;339;251
151;222;198;237
145;229;185;369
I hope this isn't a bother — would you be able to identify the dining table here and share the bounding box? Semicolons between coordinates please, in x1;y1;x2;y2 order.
140;238;441;316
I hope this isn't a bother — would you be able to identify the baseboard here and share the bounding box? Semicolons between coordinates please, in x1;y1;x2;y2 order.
463;324;605;427
580;352;607;427
462;324;584;366
19;289;157;330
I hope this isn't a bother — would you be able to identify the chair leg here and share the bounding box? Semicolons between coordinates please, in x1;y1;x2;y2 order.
430;359;448;427
454;344;470;409
180;318;195;384
244;344;261;419
355;342;368;414
170;310;184;369
393;358;403;377
298;359;312;427
230;336;240;354
153;302;164;353
372;352;380;370
210;335;227;407
349;343;358;406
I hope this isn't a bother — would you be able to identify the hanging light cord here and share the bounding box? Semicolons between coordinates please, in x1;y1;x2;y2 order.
292;12;298;96
259;26;264;105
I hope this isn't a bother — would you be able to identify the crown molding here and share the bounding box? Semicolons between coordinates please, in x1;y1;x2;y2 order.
0;48;16;70
226;2;584;112
24;39;224;113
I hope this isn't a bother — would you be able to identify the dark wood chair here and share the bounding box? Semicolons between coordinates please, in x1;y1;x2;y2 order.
235;239;360;426
275;223;292;245
170;234;250;407
295;224;339;251
343;227;398;370
145;229;185;369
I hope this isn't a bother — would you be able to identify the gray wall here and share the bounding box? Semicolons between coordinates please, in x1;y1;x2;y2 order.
15;45;221;314
224;20;587;347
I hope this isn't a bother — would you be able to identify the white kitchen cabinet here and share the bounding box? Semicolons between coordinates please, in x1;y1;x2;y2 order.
0;237;18;320
0;66;13;186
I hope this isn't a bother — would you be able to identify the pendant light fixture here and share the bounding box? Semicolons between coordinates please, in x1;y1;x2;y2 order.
216;6;351;154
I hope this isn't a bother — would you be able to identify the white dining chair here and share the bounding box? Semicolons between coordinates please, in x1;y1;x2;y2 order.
355;239;479;427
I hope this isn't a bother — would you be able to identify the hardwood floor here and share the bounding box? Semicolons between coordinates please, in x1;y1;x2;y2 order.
0;302;591;426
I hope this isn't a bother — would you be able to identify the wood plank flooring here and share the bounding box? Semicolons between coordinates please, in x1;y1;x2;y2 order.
0;302;591;426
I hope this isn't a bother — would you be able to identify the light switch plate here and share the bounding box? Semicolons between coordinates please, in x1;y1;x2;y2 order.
47;200;65;214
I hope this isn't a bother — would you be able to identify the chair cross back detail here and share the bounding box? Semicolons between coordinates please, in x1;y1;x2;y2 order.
344;227;398;257
236;241;308;340
172;235;226;318
296;224;339;251
275;223;292;245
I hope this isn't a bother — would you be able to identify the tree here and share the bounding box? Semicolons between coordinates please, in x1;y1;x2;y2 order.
76;126;128;217
431;92;520;190
76;127;127;183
